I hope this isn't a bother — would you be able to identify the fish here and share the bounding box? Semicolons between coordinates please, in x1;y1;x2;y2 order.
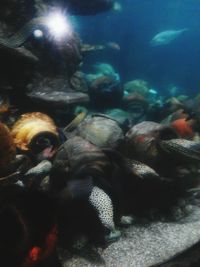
106;42;121;50
149;88;158;95
81;44;105;53
160;139;200;162
150;28;188;46
112;1;122;12
81;42;120;54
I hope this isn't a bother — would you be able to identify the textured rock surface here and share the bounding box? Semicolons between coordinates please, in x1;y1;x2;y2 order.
27;90;89;108
62;205;200;267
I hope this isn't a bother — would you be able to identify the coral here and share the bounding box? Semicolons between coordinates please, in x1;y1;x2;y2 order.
124;79;149;97
171;118;194;139
94;63;119;79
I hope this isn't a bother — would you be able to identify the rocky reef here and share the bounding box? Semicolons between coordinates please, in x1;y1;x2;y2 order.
1;1;200;267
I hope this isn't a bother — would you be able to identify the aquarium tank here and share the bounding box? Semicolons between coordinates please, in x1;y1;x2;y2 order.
2;1;200;267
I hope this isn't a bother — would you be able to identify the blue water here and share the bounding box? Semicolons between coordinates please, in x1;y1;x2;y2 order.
74;0;200;96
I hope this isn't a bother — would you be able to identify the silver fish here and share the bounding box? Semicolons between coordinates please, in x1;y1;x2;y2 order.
150;28;188;46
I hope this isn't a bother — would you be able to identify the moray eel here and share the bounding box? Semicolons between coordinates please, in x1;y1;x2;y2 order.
160;139;200;161
51;136;120;242
0;17;49;48
103;148;160;180
89;186;121;242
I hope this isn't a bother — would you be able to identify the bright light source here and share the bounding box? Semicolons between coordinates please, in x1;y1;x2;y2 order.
33;29;44;38
45;11;71;40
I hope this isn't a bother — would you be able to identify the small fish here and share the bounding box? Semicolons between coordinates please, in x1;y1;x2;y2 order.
150;28;188;46
81;42;120;54
81;44;105;53
112;1;122;12
149;89;158;95
107;42;121;50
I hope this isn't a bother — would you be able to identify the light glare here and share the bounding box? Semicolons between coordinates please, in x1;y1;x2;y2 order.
45;12;71;40
33;29;44;38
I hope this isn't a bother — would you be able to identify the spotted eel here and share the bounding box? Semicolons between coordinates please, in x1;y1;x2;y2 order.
160;139;200;161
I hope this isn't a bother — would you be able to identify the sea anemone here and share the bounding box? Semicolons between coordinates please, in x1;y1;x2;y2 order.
11;112;59;153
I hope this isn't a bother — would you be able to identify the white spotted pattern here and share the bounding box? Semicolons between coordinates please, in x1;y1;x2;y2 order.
133;161;158;177
89;186;115;230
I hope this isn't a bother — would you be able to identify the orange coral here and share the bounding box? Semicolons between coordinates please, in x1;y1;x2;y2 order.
171;118;194;138
22;225;58;267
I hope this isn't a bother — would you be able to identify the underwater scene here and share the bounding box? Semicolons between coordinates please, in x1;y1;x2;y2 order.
2;0;200;266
